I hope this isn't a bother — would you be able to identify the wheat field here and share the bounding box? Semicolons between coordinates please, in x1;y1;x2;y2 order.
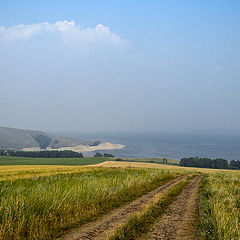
0;166;184;239
1;160;240;239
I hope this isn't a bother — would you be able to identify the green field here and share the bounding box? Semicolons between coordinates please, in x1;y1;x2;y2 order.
0;156;107;165
0;156;179;166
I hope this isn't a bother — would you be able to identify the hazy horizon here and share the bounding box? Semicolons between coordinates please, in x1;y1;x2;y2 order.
1;1;239;134
1;125;240;137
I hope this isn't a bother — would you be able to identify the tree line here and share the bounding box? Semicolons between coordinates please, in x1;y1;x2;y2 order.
180;157;240;170
94;152;114;157
0;149;84;158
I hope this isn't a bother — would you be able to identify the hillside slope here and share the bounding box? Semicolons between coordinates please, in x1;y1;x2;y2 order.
0;127;96;150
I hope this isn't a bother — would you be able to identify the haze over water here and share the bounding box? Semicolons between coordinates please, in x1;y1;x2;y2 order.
1;1;240;137
62;132;240;160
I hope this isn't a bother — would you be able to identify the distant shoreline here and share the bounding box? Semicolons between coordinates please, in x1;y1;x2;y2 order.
23;142;125;153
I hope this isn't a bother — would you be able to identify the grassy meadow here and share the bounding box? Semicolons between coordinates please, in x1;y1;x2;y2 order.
0;166;185;239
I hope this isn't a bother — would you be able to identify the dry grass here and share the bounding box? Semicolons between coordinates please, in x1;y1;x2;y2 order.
98;161;184;169
1;161;236;182
0;165;95;181
0;161;193;181
98;161;237;173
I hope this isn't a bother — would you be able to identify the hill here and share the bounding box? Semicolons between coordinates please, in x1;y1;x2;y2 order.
0;127;99;150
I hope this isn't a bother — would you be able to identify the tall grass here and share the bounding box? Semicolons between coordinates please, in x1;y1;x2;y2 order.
199;172;240;239
0;167;183;239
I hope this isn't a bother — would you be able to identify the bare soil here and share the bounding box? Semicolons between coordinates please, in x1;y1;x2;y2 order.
58;176;186;240
140;175;202;240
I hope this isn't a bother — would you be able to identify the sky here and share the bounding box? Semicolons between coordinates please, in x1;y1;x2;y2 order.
0;0;240;134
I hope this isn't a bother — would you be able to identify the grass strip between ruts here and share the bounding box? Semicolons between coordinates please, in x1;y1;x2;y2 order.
108;175;197;240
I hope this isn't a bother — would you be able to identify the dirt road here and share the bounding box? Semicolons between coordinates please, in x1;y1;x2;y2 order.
59;176;186;240
140;175;202;240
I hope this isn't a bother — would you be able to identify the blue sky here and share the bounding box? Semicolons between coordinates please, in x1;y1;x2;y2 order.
1;1;239;48
0;1;240;133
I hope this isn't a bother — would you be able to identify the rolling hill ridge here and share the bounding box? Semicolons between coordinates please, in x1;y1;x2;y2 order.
0;127;98;150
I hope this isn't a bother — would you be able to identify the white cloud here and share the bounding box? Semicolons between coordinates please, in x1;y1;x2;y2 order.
0;24;42;41
0;20;121;44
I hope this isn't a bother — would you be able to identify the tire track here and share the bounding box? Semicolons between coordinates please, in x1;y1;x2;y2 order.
140;175;202;240
58;176;186;240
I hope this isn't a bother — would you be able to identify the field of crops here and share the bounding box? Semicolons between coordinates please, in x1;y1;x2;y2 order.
0;159;239;240
0;166;185;239
199;171;240;240
0;156;107;166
